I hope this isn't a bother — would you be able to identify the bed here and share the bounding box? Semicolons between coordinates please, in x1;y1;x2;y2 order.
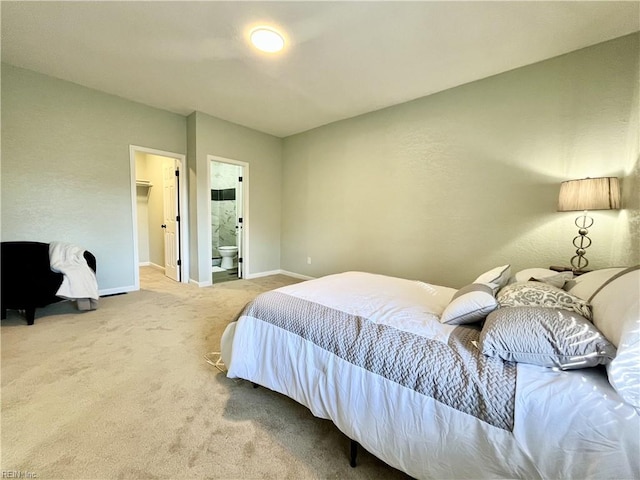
220;265;639;479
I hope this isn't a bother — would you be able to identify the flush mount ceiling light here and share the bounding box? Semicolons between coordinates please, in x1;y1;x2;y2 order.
250;27;285;53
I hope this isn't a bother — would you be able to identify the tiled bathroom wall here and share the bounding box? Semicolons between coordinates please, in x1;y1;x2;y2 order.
211;162;240;258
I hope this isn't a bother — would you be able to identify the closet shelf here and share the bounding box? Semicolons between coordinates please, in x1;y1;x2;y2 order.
136;179;153;200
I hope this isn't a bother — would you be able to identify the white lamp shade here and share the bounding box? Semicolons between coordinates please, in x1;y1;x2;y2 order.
558;177;621;212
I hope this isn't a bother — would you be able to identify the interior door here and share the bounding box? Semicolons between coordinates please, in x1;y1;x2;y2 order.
237;174;243;278
162;160;179;281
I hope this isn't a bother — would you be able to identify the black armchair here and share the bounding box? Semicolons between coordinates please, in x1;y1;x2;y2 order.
1;241;97;325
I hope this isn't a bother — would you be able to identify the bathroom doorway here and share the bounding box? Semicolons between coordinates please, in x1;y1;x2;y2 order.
209;156;248;284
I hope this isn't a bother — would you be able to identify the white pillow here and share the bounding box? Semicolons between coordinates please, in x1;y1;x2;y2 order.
474;265;511;290
586;267;639;347
440;283;498;325
564;268;626;300
569;266;640;409
607;300;640;409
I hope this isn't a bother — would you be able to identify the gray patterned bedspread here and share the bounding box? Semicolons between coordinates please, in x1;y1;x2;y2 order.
242;290;517;431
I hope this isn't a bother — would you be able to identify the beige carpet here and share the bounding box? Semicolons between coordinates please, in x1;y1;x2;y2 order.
1;267;410;479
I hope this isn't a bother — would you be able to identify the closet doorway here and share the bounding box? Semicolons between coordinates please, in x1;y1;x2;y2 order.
130;146;188;289
208;155;248;284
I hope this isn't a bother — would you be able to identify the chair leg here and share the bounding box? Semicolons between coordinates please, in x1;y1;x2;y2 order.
25;307;36;325
1;307;6;320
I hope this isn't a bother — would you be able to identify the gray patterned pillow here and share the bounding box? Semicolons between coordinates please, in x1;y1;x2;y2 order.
479;307;616;369
497;281;592;320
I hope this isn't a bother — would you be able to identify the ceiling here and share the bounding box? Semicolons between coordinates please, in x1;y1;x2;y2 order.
2;1;639;138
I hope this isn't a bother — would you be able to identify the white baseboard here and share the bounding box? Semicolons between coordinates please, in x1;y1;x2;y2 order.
279;270;315;280
139;262;164;271
245;269;280;279
101;270;310;294
189;270;315;288
99;284;138;296
246;269;315;281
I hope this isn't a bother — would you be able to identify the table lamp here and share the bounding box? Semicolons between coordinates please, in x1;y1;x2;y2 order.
557;177;621;271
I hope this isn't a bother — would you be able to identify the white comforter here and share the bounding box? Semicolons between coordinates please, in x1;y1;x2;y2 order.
221;271;639;479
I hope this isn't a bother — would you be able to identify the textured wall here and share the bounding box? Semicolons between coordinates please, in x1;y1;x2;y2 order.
1;64;186;292
3;34;637;291
281;34;639;287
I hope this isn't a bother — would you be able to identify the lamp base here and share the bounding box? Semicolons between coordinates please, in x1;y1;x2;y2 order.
569;213;593;271
550;265;591;276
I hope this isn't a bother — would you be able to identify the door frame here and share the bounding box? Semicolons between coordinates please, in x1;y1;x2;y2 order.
208;154;249;280
130;145;189;289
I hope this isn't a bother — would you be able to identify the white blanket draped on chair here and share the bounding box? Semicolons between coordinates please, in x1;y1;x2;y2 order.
49;241;99;310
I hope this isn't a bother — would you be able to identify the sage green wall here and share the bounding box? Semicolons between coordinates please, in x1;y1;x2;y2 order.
3;34;637;292
187;111;282;285
281;34;639;288
1;64;187;292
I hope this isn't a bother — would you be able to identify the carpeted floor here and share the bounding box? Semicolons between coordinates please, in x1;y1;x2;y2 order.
1;267;410;479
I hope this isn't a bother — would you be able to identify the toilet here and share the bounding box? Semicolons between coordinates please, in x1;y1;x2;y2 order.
218;246;238;270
